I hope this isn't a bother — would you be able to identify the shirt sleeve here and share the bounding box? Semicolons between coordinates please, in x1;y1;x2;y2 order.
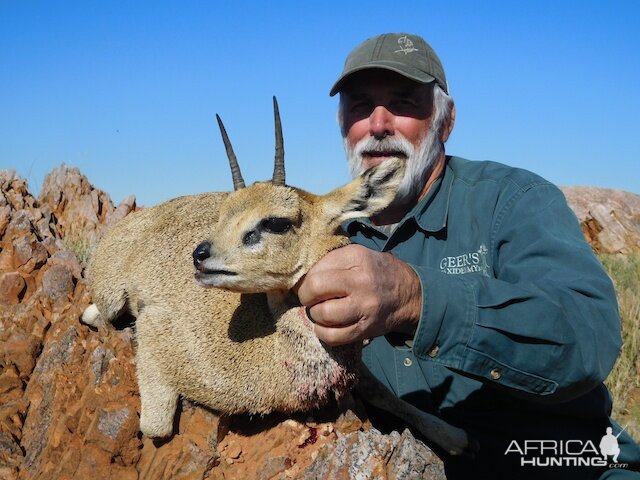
409;182;622;403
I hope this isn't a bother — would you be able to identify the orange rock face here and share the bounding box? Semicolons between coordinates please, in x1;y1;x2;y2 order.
0;168;142;480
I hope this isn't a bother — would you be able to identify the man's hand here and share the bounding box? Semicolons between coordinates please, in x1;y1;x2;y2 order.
295;244;422;346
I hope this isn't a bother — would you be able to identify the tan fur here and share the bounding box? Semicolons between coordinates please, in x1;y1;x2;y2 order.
84;158;473;456
85;160;399;429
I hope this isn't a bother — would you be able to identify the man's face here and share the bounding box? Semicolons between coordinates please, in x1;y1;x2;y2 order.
340;69;444;209
340;69;434;172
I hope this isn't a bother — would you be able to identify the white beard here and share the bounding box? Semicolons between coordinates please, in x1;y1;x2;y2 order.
345;127;443;208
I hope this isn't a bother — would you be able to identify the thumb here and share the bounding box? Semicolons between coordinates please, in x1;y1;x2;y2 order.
292;273;306;297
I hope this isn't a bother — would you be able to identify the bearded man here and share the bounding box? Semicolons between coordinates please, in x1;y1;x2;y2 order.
296;33;640;479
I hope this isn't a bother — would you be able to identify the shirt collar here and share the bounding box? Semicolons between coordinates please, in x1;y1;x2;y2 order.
343;156;454;235
413;157;454;233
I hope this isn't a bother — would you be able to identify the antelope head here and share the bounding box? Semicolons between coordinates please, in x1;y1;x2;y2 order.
193;97;405;293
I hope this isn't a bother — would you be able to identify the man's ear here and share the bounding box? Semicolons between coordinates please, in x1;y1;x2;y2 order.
321;158;405;227
441;103;456;143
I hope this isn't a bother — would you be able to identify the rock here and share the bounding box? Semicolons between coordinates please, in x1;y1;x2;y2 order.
137;401;223;480
19;320;142;480
37;164;137;263
299;428;445;480
0;205;11;237
0;272;26;306
387;429;447;480
561;186;640;254
0;168;141;479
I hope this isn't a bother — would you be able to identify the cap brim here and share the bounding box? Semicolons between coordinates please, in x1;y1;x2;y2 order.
329;61;436;96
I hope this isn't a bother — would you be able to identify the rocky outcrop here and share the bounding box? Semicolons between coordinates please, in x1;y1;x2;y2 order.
0;168;140;479
37;165;136;264
0;167;445;479
561;186;640;254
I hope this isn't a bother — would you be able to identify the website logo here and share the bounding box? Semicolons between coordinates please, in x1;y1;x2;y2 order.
504;426;629;469
599;426;625;464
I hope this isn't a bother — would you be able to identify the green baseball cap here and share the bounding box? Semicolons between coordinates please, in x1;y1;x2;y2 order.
329;33;448;96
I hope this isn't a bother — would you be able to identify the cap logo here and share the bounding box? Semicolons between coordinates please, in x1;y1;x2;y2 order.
394;35;419;55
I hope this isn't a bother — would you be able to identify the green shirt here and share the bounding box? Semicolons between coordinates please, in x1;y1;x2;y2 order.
346;156;640;479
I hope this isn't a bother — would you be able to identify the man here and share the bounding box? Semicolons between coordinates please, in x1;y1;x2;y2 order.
296;33;640;478
601;427;622;463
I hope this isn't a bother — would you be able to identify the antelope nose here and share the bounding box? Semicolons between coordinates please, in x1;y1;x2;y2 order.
193;242;211;268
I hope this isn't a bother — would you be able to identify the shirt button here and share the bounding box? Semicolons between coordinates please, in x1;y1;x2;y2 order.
403;357;413;367
490;368;502;380
428;345;440;358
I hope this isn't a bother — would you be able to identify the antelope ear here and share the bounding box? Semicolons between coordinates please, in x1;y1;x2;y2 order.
322;158;405;227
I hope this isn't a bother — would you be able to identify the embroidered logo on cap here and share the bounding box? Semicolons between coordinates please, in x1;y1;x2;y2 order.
394;35;419;55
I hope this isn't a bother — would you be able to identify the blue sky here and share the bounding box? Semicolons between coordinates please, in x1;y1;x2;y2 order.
2;1;639;206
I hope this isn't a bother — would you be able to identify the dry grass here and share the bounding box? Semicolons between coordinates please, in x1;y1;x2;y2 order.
64;231;92;266
600;253;640;442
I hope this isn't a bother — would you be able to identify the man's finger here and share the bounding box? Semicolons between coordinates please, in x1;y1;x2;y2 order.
297;269;354;306
307;296;359;328
314;321;364;347
307;244;364;272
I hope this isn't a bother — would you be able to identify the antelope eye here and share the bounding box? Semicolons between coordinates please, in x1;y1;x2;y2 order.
243;230;260;246
261;217;293;234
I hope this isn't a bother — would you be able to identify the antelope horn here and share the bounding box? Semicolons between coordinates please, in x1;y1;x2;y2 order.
272;96;285;186
216;114;245;190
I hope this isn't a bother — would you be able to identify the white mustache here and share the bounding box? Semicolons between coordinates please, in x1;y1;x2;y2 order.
345;128;443;210
351;136;414;160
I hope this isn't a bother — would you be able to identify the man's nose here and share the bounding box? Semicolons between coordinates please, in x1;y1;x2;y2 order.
369;105;394;140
